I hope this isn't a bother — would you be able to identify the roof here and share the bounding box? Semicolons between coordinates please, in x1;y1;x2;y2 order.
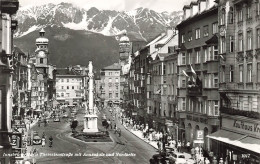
14;46;26;56
56;68;83;76
205;34;218;45
102;63;121;70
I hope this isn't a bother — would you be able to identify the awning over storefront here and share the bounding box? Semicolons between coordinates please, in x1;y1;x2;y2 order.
207;130;260;154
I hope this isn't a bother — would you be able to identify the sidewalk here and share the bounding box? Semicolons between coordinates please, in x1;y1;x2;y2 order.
122;123;191;159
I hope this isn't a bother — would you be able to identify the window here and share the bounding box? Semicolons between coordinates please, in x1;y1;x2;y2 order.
195;28;200;39
72;86;74;89
163;64;166;75
214;74;218;87
258;63;260;82
229;7;234;24
40;58;43;64
66;93;70;97
182;77;186;88
203;25;209;37
212;22;218;34
187;52;191;64
61;79;64;82
67;86;69;89
257;1;260;16
238;33;243;51
220;8;226;25
61;93;64;97
109;93;112;98
230;65;234;82
181;53;186;65
214;45;218;60
116;85;119;90
230;36;234;52
208;74;212;88
221;66;225;83
109;78;112;83
188;31;192;41
247;64;252;82
238;9;243;22
115;78;119;83
239;96;244;110
67;79;69;82
258;96;260;113
196;51;201;63
181;34;185;43
181;98;186;111
204;48;208;62
257;29;260;49
246;6;252;19
220;36;226;53
239;65;243;82
115;93;118;98
62;86;64;89
247;30;252;50
248;96;253;111
214;101;219;116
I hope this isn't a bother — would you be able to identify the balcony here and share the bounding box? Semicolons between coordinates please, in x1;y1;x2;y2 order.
220;106;260;119
187;85;202;96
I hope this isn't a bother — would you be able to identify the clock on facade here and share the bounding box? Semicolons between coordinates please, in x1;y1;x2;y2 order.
38;51;46;58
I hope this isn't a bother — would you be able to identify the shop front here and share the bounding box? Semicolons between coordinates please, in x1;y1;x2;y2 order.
207;114;260;164
185;113;219;151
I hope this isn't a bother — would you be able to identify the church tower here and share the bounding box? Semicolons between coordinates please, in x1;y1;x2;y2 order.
34;28;49;74
119;31;131;67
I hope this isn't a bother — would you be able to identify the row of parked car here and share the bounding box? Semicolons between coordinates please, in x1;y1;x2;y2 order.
150;148;195;164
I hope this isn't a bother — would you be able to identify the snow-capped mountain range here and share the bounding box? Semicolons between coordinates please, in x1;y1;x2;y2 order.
15;2;183;41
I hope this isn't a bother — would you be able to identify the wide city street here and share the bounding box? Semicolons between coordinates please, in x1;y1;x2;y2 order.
25;107;157;164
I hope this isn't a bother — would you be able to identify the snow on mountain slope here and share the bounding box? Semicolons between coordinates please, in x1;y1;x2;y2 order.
15;3;183;41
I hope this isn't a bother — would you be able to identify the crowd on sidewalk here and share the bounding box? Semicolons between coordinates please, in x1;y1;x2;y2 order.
120;115;224;164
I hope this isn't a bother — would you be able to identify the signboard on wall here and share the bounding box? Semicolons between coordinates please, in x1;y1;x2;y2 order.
196;130;204;140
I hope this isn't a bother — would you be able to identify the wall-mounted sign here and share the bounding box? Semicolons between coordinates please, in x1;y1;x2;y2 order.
196;130;204;140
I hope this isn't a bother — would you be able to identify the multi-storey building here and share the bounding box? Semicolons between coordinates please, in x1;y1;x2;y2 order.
0;0;19;163
176;0;219;151
207;0;260;163
28;29;56;112
56;66;87;106
12;47;29;117
146;29;178;133
100;63;121;107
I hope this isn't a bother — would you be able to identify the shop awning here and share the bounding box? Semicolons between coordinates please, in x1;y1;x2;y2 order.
207;130;260;154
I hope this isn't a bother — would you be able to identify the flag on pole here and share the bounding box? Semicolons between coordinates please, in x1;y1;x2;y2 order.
182;70;189;77
190;64;196;75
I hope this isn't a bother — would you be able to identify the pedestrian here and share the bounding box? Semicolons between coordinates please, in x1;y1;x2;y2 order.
191;147;195;159
212;157;218;164
118;128;121;137
38;121;40;127
186;141;191;152
49;136;53;147
205;157;210;164
41;137;46;147
195;146;199;154
177;140;181;152
219;157;224;164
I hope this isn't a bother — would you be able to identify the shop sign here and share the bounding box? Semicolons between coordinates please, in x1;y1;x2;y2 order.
12;124;26;129
223;118;260;136
132;112;137;116
194;140;204;143
187;115;208;124
12;148;22;157
196;130;204;140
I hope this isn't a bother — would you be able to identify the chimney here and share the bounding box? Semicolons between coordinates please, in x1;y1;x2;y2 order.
199;0;207;12
183;5;191;19
190;1;199;16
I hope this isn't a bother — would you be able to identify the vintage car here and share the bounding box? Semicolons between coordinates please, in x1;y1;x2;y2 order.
33;133;42;145
53;115;61;122
168;152;186;164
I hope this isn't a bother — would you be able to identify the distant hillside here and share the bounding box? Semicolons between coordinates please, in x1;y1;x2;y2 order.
14;26;119;70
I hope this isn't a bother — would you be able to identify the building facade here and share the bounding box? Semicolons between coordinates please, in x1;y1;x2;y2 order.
0;0;19;163
56;66;87;106
100;63;121;107
207;0;260;163
176;0;219;151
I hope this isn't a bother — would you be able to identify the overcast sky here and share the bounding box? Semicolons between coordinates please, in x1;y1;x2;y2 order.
19;0;193;12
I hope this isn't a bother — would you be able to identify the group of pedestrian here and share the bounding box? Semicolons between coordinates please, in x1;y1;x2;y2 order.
41;132;53;148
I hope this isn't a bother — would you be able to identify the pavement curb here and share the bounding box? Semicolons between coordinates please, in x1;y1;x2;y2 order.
122;124;158;150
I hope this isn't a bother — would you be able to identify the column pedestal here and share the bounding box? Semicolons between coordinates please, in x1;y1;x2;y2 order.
83;114;98;133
